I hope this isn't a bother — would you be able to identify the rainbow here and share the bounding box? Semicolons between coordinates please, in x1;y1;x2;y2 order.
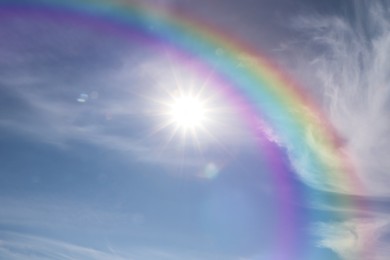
0;0;368;258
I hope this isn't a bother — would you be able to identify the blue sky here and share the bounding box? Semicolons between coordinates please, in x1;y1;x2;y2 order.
1;0;390;259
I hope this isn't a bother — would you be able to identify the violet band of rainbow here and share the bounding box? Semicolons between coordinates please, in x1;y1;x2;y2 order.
0;0;369;258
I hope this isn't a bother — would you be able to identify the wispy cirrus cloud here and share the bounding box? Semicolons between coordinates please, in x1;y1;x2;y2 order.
314;217;390;260
278;0;390;197
279;1;390;258
0;13;252;169
0;58;247;167
0;231;126;260
0;231;229;260
0;196;236;260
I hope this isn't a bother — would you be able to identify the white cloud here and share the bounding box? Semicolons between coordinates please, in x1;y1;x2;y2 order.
315;218;390;260
277;3;390;256
280;0;390;196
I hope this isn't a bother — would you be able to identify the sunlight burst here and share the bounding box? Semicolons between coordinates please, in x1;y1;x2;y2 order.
169;95;206;130
142;58;227;150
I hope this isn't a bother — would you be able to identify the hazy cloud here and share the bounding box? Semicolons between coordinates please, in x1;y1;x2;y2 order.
0;231;127;260
0;13;252;168
282;0;390;196
270;1;390;258
0;231;226;260
315;217;390;260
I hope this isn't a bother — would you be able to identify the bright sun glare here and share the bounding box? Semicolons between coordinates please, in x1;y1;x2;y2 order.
148;61;220;147
170;95;206;129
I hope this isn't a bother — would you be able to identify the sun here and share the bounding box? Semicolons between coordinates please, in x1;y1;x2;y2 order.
169;95;206;130
143;58;222;148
